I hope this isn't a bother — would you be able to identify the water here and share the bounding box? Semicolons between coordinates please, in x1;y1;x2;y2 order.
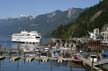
0;37;86;71
0;59;85;71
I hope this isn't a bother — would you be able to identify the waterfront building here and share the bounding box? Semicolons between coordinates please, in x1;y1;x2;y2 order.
101;28;108;43
89;28;100;40
86;28;108;52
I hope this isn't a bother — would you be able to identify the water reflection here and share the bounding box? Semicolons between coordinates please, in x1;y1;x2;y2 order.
17;61;19;71
0;59;86;71
0;61;1;71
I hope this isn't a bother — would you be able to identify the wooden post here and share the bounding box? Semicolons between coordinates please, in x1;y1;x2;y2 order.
0;46;2;56
18;47;20;56
91;58;94;71
9;49;12;59
68;60;72;71
33;49;36;57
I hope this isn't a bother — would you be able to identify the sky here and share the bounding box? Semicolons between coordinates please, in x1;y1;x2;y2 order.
0;0;100;18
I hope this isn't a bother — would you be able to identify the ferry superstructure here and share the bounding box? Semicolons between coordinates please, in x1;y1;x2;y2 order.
11;31;41;44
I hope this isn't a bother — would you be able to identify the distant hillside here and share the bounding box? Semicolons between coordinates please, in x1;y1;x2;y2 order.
50;0;108;38
0;8;83;37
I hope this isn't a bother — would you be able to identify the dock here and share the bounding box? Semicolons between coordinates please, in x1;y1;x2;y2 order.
0;47;107;70
94;58;108;66
25;57;34;62
0;56;5;60
9;56;20;62
79;56;104;71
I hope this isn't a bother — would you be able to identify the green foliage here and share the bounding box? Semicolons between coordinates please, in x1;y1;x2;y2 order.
50;25;68;38
51;0;108;38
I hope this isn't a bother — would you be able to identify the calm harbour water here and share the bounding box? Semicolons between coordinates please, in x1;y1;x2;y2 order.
0;59;86;71
0;38;86;71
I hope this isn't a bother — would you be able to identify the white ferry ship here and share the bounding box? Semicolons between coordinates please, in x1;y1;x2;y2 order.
11;31;41;44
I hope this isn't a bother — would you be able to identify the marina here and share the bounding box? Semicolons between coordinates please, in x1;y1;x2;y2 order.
0;40;86;71
1;28;108;71
0;0;107;71
0;38;107;71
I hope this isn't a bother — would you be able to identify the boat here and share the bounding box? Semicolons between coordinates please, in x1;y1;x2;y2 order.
11;31;41;44
102;50;108;58
72;54;83;65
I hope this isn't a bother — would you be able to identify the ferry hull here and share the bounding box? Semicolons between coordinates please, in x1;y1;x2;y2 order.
11;31;41;44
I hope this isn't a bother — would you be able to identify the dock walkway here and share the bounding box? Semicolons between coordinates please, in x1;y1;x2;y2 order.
94;58;108;66
78;56;104;71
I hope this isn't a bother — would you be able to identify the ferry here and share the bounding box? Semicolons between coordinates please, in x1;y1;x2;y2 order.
11;31;41;44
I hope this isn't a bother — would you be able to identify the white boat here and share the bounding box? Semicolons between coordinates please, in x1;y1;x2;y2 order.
11;31;41;44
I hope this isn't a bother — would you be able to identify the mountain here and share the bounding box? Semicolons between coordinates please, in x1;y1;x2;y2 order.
0;16;34;37
33;8;83;35
50;0;108;38
0;8;83;37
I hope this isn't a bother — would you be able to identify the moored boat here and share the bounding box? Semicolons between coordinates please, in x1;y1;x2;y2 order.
72;54;83;65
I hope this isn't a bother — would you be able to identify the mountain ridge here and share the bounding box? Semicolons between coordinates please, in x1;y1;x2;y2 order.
50;0;108;38
0;8;83;37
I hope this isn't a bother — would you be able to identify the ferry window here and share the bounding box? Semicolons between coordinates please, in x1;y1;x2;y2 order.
36;37;40;38
27;34;30;36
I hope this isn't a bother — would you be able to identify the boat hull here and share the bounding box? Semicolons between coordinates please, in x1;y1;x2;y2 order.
72;54;83;65
72;59;83;64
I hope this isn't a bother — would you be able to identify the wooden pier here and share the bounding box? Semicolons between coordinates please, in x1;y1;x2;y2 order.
0;47;107;71
0;56;5;60
78;56;104;71
0;47;75;62
9;56;20;62
25;57;34;62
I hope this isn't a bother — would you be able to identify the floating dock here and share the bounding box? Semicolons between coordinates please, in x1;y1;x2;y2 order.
25;57;34;62
0;56;5;60
9;56;20;62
